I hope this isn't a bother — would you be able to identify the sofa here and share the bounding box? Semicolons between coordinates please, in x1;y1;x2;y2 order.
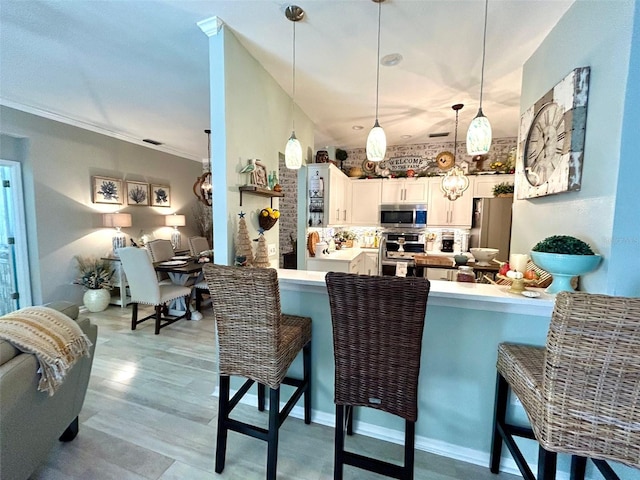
0;301;98;480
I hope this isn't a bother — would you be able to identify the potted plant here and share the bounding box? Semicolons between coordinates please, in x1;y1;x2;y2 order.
74;255;114;312
529;235;602;293
335;230;357;248
492;182;514;197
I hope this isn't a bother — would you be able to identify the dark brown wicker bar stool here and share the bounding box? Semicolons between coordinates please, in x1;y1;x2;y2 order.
491;291;640;480
325;272;430;480
203;264;312;480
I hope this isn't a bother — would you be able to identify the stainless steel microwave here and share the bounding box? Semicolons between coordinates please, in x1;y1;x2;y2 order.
379;204;427;228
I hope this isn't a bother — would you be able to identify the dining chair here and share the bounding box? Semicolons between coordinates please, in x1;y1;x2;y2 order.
187;236;212;308
490;291;640;480
325;272;430;480
118;247;192;334
146;239;175;283
188;236;210;256
203;264;311;480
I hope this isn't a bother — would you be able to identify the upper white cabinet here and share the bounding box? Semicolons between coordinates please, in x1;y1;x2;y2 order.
473;174;515;198
350;179;382;226
307;163;351;227
427;177;473;228
380;178;429;204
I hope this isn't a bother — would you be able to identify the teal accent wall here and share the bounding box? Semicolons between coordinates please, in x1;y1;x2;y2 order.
610;0;640;296
511;0;637;295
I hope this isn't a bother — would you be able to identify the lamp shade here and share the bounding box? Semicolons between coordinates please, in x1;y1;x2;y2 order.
466;112;492;156
103;213;132;228
165;214;186;227
366;122;387;162
440;166;470;201
285;133;303;169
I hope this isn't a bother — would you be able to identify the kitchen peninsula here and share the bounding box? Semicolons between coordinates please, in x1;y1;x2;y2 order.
276;269;554;474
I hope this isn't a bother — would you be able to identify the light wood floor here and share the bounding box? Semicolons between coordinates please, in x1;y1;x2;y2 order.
31;305;520;480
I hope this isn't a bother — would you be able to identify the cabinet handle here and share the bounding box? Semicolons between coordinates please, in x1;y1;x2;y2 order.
336;208;340;220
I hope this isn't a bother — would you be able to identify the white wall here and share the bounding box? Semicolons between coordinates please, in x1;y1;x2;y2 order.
207;25;314;266
511;0;636;294
0;106;202;305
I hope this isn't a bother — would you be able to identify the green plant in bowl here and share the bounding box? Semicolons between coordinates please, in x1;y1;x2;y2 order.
530;235;601;293
492;182;514;197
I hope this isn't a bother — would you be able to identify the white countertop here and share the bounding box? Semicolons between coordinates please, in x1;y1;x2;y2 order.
277;268;555;317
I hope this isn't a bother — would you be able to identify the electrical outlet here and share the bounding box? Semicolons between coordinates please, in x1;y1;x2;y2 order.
268;244;276;256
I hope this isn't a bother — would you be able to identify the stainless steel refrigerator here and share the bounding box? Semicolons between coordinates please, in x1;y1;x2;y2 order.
469;197;513;261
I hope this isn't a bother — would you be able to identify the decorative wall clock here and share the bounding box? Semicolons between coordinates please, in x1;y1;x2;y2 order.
516;66;590;199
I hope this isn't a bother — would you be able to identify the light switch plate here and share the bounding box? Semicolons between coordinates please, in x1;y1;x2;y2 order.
268;244;276;256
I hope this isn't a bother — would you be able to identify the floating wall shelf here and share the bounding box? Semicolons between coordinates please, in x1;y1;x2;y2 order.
238;186;284;207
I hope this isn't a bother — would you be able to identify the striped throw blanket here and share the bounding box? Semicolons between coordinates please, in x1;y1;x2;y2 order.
0;306;93;396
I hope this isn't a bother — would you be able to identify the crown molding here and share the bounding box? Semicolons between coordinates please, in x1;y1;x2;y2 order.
197;16;224;37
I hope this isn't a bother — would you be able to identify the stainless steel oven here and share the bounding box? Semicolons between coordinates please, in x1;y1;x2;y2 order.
379;231;426;276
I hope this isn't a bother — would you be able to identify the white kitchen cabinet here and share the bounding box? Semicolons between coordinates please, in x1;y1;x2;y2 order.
349;179;382;226
473;174;515;198
307;163;351;227
380;178;429;204
363;252;379;275
427;177;473;228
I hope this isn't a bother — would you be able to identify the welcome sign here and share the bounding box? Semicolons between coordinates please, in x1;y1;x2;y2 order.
381;156;429;171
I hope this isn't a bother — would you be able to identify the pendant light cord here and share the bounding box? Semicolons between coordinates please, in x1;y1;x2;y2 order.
479;0;488;109
291;19;296;132
454;109;459;162
374;0;382;121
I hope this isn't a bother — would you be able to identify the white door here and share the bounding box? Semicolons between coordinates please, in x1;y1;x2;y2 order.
0;160;31;314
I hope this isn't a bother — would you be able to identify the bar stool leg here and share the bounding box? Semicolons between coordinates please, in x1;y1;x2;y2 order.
346;405;354;435
490;372;509;473
266;386;280;480
570;456;587;480
258;383;266;411
334;404;345;480
404;419;416;480
537;446;557;480
215;375;230;473
303;341;312;424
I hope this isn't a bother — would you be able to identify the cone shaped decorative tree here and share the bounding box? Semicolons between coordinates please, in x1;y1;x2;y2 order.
236;212;253;266
253;229;271;268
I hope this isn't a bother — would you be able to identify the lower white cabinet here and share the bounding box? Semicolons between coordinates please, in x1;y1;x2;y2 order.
363;252;379;276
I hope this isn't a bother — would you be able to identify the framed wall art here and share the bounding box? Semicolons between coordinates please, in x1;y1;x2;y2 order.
516;66;590;199
126;180;149;206
92;176;123;204
151;184;171;207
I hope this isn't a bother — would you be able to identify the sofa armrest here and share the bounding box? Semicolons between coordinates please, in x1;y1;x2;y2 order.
43;301;79;320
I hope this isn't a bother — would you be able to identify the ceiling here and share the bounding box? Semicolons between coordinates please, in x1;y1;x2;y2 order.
0;0;574;161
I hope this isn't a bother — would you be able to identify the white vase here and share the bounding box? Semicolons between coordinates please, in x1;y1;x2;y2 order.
83;288;111;312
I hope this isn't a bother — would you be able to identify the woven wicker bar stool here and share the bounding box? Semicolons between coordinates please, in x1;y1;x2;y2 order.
490;291;640;480
325;272;430;480
203;264;312;480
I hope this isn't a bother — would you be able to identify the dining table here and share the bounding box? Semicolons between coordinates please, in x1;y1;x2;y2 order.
154;257;206;321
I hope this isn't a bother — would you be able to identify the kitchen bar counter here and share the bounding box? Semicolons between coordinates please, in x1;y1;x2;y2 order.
274;269;555;476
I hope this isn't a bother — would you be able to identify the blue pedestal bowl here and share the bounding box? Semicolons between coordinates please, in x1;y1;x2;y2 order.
530;251;602;294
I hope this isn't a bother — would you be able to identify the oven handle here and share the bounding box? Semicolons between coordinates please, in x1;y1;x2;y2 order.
378;237;386;276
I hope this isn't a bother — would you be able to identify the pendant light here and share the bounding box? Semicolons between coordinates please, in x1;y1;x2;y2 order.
366;0;387;162
442;104;470;201
466;0;492;156
284;5;304;170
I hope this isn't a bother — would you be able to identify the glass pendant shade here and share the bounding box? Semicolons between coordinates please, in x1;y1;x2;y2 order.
285;132;303;169
440;165;470;201
366;121;387;162
466;110;492;156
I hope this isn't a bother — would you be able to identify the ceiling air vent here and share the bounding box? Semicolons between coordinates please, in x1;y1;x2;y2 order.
429;132;449;138
143;138;163;145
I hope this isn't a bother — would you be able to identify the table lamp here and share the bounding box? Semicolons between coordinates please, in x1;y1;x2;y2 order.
165;214;186;249
103;212;132;256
